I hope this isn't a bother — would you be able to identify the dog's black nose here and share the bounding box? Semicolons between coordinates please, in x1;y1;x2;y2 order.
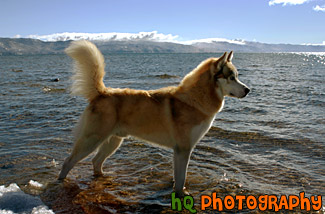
245;88;250;94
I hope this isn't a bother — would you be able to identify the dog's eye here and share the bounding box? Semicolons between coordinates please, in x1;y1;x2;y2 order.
230;76;235;81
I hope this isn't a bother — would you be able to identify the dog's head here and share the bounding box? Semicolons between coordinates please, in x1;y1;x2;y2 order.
211;52;250;99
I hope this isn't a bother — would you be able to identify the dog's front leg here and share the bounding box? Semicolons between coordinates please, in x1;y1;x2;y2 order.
173;146;192;196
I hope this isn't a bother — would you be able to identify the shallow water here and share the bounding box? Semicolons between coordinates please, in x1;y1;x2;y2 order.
0;52;324;213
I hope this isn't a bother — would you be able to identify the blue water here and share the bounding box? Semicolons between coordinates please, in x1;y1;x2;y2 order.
0;52;324;213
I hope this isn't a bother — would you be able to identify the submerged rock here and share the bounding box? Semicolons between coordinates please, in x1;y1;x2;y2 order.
50;78;60;82
11;69;23;72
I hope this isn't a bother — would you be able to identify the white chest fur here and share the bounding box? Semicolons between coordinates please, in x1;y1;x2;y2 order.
190;116;215;147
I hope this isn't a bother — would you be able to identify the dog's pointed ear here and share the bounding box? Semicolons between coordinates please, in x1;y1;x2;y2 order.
227;51;233;62
213;52;228;73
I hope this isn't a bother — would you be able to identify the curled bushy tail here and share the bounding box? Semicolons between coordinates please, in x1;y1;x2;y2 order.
65;40;106;101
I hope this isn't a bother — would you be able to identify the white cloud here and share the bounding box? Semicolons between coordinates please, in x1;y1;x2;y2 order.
313;5;325;11
269;0;309;6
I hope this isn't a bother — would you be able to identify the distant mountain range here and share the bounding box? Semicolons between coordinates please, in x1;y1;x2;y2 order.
1;33;325;55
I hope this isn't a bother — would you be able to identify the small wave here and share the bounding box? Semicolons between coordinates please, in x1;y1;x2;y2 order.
149;74;180;79
29;83;43;88
237;68;251;72
249;64;261;68
42;87;66;93
207;126;320;146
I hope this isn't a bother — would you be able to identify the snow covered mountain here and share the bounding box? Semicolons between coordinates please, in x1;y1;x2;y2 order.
1;31;325;55
26;31;179;43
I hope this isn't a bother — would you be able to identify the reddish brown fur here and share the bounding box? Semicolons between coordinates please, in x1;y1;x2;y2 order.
59;41;248;196
85;57;224;149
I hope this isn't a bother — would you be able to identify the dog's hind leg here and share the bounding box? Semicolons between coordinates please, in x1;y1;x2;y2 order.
173;147;192;196
58;101;117;180
92;135;123;176
58;134;106;180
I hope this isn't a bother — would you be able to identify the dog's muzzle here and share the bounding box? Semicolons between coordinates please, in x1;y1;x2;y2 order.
243;87;250;97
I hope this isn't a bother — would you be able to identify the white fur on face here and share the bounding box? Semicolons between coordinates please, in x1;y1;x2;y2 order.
218;75;249;98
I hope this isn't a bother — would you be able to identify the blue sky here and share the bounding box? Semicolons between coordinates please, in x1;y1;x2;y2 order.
0;0;324;44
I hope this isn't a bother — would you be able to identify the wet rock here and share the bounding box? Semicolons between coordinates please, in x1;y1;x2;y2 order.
1;164;14;169
50;78;60;82
155;74;179;79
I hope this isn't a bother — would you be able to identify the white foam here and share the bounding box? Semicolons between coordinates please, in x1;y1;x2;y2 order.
0;183;20;197
28;180;43;189
0;183;54;214
49;159;58;168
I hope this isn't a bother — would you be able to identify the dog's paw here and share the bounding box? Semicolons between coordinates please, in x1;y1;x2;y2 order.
93;171;104;178
175;187;191;198
183;188;190;196
57;176;66;181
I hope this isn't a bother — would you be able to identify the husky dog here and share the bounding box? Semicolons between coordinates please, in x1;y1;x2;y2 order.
58;40;250;196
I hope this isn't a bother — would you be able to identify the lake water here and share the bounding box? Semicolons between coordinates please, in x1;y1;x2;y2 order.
0;52;324;213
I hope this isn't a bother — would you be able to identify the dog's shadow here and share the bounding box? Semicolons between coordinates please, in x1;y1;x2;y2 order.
41;175;175;213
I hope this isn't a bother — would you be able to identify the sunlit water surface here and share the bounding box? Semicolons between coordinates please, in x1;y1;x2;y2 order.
0;53;324;213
